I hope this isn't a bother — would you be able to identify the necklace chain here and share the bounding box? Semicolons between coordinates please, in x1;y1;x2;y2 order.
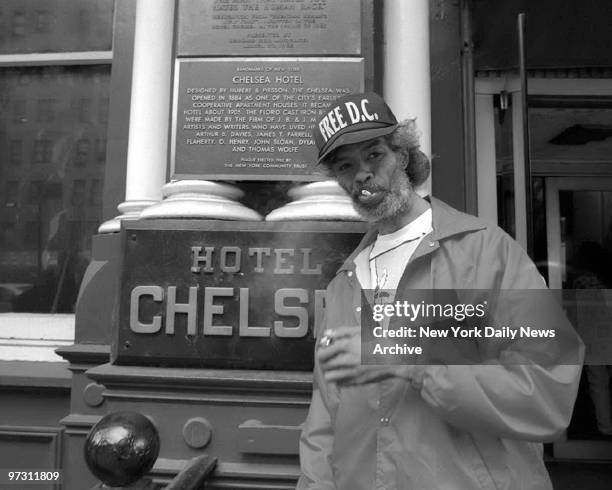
370;232;427;304
368;232;427;261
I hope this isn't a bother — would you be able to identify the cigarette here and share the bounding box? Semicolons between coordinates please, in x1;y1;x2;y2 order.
319;333;335;347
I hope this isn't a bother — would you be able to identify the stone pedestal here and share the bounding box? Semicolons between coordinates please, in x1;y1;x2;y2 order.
98;201;158;234
265;181;362;221
139;180;262;221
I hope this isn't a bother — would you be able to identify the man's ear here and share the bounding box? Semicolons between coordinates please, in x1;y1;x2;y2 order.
407;149;430;187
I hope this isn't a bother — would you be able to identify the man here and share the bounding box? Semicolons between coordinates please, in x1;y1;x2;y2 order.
297;92;583;490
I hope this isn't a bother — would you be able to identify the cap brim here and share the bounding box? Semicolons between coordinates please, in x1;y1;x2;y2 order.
316;124;399;164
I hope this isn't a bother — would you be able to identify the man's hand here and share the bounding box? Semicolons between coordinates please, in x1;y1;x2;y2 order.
317;327;415;386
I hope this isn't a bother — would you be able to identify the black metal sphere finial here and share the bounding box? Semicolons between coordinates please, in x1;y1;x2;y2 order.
84;411;160;487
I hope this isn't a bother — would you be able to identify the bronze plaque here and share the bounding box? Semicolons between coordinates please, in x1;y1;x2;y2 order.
177;0;361;56
172;58;363;180
114;220;366;370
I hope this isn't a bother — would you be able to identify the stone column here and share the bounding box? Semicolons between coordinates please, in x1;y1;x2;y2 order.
99;0;174;233
99;0;260;232
383;0;431;195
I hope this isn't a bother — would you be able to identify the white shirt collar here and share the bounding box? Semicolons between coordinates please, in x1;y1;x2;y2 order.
371;208;433;254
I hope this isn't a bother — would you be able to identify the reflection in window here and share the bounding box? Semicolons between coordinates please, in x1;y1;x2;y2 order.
77;97;91;123
1;223;17;250
33;139;53;164
0;65;110;313
561;190;612;440
11;11;26;38
37;98;56;122
5;181;19;205
0;0;113;54
90;179;102;206
71;179;86;206
75;139;90;166
78;9;91;37
95;138;106;163
9;140;22;165
12;99;26;123
24;221;39;245
46;183;63;201
28;180;44;204
34;10;53;34
98;97;109;124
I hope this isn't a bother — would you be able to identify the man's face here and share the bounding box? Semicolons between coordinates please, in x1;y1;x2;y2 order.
328;138;414;222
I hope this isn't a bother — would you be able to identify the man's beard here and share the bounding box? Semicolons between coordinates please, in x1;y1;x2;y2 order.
352;168;413;223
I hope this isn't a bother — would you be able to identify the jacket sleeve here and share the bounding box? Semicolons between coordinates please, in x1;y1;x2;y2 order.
297;300;336;490
413;229;584;441
296;374;336;489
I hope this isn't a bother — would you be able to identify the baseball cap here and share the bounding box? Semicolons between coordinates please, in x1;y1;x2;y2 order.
313;92;398;164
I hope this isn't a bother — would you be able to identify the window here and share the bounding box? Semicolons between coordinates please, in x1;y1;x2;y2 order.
90;179;102;206
77;97;91;123
75;138;90;167
28;180;44;204
11;11;27;38
37;98;56;122
0;0;113;316
1;222;17;250
4;180;19;205
12;98;26;123
71;179;86;206
23;221;39;246
0;0;113;54
34;10;53;34
98;97;109;124
33;139;53;164
9;139;22;165
1;66;111;314
95;138;106;163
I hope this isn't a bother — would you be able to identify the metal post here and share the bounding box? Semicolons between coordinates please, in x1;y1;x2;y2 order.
518;13;534;257
461;0;478;215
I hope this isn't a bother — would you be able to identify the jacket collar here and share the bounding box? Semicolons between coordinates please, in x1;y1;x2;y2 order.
337;196;488;273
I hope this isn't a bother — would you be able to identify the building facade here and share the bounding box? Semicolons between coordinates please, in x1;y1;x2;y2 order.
1;0;611;488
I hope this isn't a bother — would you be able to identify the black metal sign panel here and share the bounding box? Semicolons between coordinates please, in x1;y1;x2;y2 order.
177;0;361;56
172;58;363;181
114;220;365;370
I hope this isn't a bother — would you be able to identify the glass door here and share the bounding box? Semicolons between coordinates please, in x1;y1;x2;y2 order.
546;177;612;458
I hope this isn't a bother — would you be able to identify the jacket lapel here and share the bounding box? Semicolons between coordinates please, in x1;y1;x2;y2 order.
336;196;488;276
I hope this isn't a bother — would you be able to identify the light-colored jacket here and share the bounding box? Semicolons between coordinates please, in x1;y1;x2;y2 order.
297;198;583;490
